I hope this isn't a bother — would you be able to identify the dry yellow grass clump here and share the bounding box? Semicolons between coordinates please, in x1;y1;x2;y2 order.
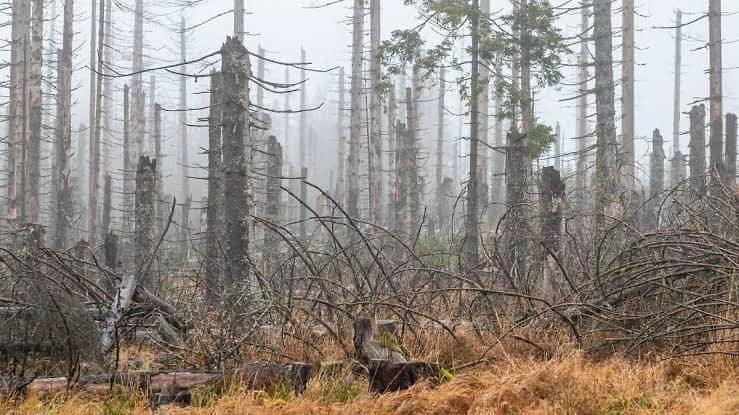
2;352;738;415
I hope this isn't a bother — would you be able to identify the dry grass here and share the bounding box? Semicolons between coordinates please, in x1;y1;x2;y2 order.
2;351;737;415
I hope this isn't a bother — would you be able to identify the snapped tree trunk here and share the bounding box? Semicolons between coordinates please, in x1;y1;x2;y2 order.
503;128;529;285
689;105;706;195
134;156;156;286
265;136;282;273
540;166;564;302
647;129;665;230
221;37;252;290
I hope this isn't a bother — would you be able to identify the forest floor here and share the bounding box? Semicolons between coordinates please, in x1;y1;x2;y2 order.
2;351;738;415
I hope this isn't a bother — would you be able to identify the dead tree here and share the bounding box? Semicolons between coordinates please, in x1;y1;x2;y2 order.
576;0;590;213
89;0;106;246
708;0;724;194
102;174;112;237
490;55;505;226
27;0;43;224
265;136;282;272
477;0;490;230
205;72;223;301
689;105;706;195
154;104;164;234
621;0;635;190
671;9;685;187
135;156;156;286
435;67;446;234
234;0;244;38
387;84;397;226
300;47;307;173
394;123;409;235
179;15;191;261
726;113;737;188
52;0;75;249
221;37;252;290
406;87;420;236
369;0;382;225
503;128;529;284
122;85;134;258
464;0;481;269
335;67;346;206
347;0;364;220
300;167;308;243
540;166;564;301
647;129;665;230
131;0;144;162
593;0;619;229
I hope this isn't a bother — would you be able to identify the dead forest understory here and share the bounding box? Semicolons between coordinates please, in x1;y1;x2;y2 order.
1;0;739;413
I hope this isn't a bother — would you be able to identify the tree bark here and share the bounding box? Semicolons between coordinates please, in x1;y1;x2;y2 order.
576;0;590;214
435;67;446;234
336;67;347;207
89;0;106;246
708;0;724;194
135;156;156;286
671;10;685;187
221;37;252;290
464;0;481;269
347;0;364;220
540;166;564;301
123;85;134;259
234;0;244;39
27;0;43;224
689;105;707;195
648;129;664;230
102;174;112;237
132;0;144;162
621;0;635;191
205;72;223;302
504;128;529;285
477;0;490;231
387;83;397;226
179;15;191;262
265;136;282;273
369;0;383;225
726;113;737;188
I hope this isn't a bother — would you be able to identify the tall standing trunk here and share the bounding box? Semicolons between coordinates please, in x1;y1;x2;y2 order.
406;86;420;236
347;0;364;220
53;0;75;249
708;0;724;194
335;67;346;206
504;128;529;285
265;136;282;272
221;36;252;291
576;0;590;213
179;16;191;262
154;103;164;237
477;0;490;231
89;0;106;246
593;0;619;230
464;0;481;269
387;83;397;226
86;0;97;238
648;129;664;230
369;0;382;225
435;67;446;234
394;122;409;236
27;0;44;224
726;113;737;188
123;85;134;254
103;0;113;174
671;9;685;187
131;0;144;164
205;71;223;301
300;47;307;172
688;105;706;195
621;0;635;191
234;0;244;39
554;123;561;173
102;174;112;239
489;55;504;226
519;0;533;134
45;0;58;226
299;167;308;243
134;156;156;285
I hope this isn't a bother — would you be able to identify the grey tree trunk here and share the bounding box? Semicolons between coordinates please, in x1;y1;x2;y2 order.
435;67;446;234
504;128;529;284
234;0;244;39
265;136;282;273
103;0;113;172
369;0;382;225
205;71;223;302
576;0;590;214
300;167;308;243
347;0;364;220
387;83;397;226
154;104;164;234
52;0;75;249
671;10;685;187
394;122;409;235
708;0;724;194
89;0;106;246
621;0;635;190
27;0;43;224
726;113;737;188
490;55;504;226
593;0;619;229
87;0;97;239
554;122;561;173
179;16;191;261
45;0;58;226
520;0;533;134
134;156;156;286
463;0;481;269
540;166;564;302
300;47;307;171
689;104;707;195
647;129;664;230
477;0;490;231
123;85;134;254
132;0;144;162
221;37;252;290
102;174;112;238
335;67;346;206
406;86;420;236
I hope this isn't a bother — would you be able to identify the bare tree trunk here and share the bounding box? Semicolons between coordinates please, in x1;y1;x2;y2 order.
123;85;134;256
463;0;481;269
648;129;664;230
45;0;58;226
593;0;619;230
520;0;533;134
709;0;724;195
369;0;382;225
27;0;43;224
205;72;223;302
103;0;113;173
621;0;635;190
179;16;191;262
540;166;564;301
234;0;244;39
300;167;308;243
504;128;529;285
89;0;106;246
671;9;685;187
689;105;707;195
554;123;561;174
347;0;364;220
406;86;420;236
726;113;737;188
221;37;251;290
135;156;156;286
477;0;490;231
335;67;346;206
394;122;409;235
576;0;590;214
53;0;75;249
300;47;307;172
154;104;164;234
490;55;504;226
435;67;445;234
102;174;112;238
265;136;282;273
387;83;397;226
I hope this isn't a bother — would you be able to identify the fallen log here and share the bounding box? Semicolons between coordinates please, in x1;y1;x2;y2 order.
240;362;316;395
367;360;444;394
353;318;408;365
